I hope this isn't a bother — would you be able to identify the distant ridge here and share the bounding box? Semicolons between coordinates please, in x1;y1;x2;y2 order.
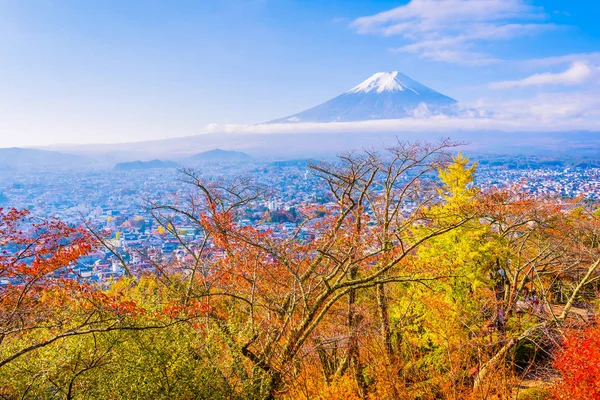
0;148;85;169
190;149;251;162
268;71;457;123
114;160;179;170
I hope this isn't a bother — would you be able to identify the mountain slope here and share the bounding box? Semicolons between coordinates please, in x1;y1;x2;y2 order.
114;160;180;170
189;148;252;162
0;148;87;169
269;71;457;123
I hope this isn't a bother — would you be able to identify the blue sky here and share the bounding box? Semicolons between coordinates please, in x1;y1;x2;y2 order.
0;0;599;146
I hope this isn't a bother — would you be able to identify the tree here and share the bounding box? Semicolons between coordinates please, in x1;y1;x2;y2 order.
0;208;174;372
0;207;95;367
473;192;600;392
379;154;495;396
147;140;476;398
0;208;220;397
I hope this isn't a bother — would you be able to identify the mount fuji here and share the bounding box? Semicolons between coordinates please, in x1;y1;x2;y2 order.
268;71;458;123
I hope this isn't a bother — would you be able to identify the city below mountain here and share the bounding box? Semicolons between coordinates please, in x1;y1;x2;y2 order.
269;71;458;123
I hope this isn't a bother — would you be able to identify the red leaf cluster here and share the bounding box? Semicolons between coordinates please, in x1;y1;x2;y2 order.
552;324;600;399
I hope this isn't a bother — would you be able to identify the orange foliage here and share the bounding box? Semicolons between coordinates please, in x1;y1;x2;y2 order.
0;207;95;337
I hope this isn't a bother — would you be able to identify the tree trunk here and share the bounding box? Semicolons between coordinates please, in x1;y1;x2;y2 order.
475;258;600;390
348;264;367;397
376;283;394;358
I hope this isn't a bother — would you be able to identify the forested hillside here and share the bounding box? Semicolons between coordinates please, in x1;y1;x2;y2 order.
1;141;599;399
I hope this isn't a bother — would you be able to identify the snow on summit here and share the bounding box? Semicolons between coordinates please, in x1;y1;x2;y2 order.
348;71;419;94
268;71;458;123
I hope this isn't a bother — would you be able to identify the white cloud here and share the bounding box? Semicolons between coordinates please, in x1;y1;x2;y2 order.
490;62;594;89
524;52;600;68
473;92;600;121
351;0;552;66
203;92;600;135
352;0;543;35
392;46;500;66
203;117;600;135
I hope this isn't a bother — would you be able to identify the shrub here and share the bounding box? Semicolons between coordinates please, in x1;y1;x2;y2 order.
551;324;600;399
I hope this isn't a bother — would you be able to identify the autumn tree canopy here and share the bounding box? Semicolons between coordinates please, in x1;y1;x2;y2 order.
1;142;599;400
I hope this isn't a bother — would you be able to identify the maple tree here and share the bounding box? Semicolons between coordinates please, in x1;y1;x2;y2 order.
0;208;208;397
0;207;97;368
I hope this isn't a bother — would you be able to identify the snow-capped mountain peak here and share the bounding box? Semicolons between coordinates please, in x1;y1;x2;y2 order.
348;71;418;94
267;71;458;124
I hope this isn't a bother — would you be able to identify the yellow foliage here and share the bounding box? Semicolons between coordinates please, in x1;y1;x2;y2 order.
438;153;478;203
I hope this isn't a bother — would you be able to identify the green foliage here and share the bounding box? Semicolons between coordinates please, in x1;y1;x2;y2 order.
518;387;551;400
0;276;270;400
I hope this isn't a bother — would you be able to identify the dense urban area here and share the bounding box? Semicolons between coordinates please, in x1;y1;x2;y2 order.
2;154;599;285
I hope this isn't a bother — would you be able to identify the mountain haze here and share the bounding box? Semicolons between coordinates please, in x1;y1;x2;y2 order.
269;71;457;123
190;148;252;162
0;148;87;169
114;160;180;170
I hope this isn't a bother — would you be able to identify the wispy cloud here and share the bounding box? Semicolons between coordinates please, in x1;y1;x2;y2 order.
351;0;544;36
490;62;595;89
391;46;500;67
351;0;553;66
523;52;600;68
